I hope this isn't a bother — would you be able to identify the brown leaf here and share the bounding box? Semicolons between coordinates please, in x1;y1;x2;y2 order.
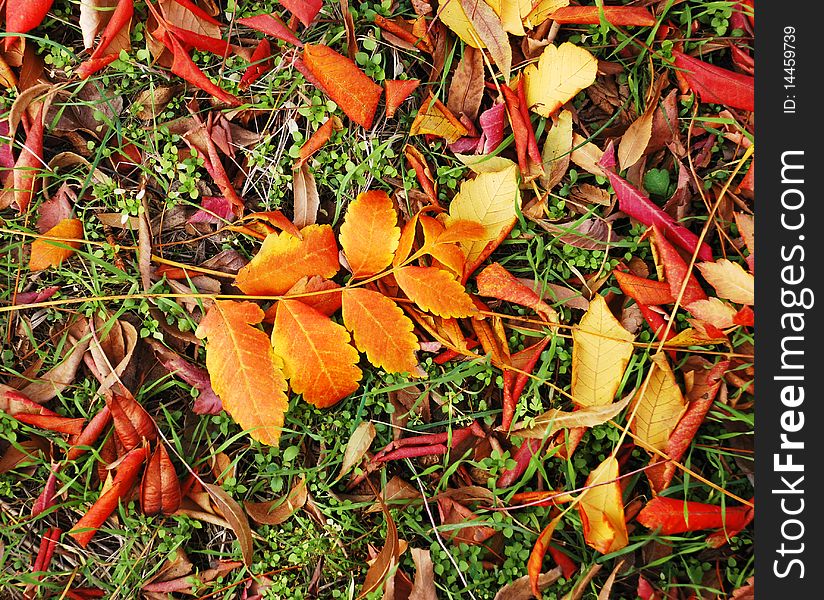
292;163;320;228
494;567;562;600
358;494;400;598
337;421;376;481
447;46;484;121
141;443;181;515
203;483;254;566
244;477;308;525
409;548;437;600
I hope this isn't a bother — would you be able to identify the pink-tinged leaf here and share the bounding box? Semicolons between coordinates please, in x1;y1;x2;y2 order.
37;184;74;233
606;166;712;261
240;39;273;90
13;104;45;214
167;24;232;57
548;6;656;26
5;0;54;36
147;339;223;414
15;286;60;304
188;196;235;224
478;103;506;154
672;51;754;112
32;465;59;516
384;79;420;118
280;0;322;28
238;13;303;47
166;33;241;106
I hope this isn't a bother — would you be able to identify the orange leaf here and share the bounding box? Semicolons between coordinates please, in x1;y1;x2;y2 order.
528;515;563;600
395;266;476;318
613;270;676;306
410;93;469;143
295;117;343;169
105;391;157;452
195;301;289;445
384;79;420;118
29;218;83;271
235;224;339;295
578;456;628;554
339;190;400;278
302;44;383;129
548;6;656;26
69;446;148;547
651;225;707;306
341;288;419;374
140;443;181;516
264;276;342;321
476;262;558;322
637;496;752;535
272;299;362;407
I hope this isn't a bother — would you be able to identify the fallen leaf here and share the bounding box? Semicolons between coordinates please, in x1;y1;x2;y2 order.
673;51;754;112
195;301;289;446
476;262;557;322
238;13;303;47
6;0;54;38
105;391;157;451
540;109;573;190
524;43;597;117
618;104;654;171
280;0;322;27
447;162;521;274
359;494;401;598
337;421;376;481
570;133;605;177
141;443;181;516
395;266;476;318
341;288;419;374
613;270;676;306
636;496;752;535
296;117;343;169
527;515;563;599
686;297;737;329
410;93;469;143
385;79;420;118
244;477;308;525
513;396;631;439
272;299;362;407
29;218;83;271
235;224;340;295
239;38;273;90
651;225;707;307
339;190;400;278
697;259;754;305
631;352;687;451
447;46;484;121
166;32;240;106
302;44;383;129
458;0;512;80
548;5;656;26
292;164;320;228
495;567;562;600
203;482;254;566
578;456;628;554
571;295;634;407
409;547;437;600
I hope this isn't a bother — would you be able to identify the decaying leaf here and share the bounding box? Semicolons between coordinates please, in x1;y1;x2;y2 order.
514;396;631;439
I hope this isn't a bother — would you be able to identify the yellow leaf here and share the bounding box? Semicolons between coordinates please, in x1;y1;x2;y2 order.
460;0;512;80
697;259;754;305
524;42;598;117
453;154;518;174
571;295;634;407
447;162;521;271
272;299;362;407
686;297;737;329
513;396;631;439
235;224;339;295
524;0;569;28
395;266;476;318
438;0;485;48
195;301;288;446
29;218;83;271
410;93;469;143
341;288;420;374
617;108;654;171
570;133;606;177
630;352;687;452
339;190;400;278
578;456;628;554
540;109;573;190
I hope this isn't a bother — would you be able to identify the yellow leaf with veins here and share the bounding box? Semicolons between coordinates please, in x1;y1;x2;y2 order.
524;42;598;117
630;352;687;451
578;456;628;554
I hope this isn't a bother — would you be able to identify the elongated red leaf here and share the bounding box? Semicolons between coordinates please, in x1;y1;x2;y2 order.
673;51;754;112
13;104;44;214
14;414;85;435
240;39;273;90
651;226;707;306
302;44;383;129
67;405;112;461
6;0;54;36
105;392;157;451
280;0;322;28
238;13;303;47
637;496;752;535
69;446;148;547
32;467;59;516
549;6;656;26
614;270;676;306
527;515;562;600
166;33;241;106
167;24;231;56
141;443;181;516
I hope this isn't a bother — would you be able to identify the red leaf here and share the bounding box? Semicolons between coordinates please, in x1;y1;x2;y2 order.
14;414;85;435
105;392;157;451
280;0;322;28
167;24;232;57
76;55;119;79
614;270;676;306
651;226;707;306
169;0;222;27
605;162;712;261
548;6;656;26
496;438;540;488
13;103;44;213
5;0;54;36
239;39;273;90
166;33;241;106
502;83;543;181
67;405;112;461
733;305;754;327
476;263;557;322
89;0;133;60
238;13;303;47
672;51;754;112
69;446;148;547
302;44;383;129
384;79;420;118
187;195;235;224
295;117;341;169
527;515;562;599
141;443;181;515
547;546;577;580
637;496;752;535
32;466;59;516
31;526;61;576
478;102;506;154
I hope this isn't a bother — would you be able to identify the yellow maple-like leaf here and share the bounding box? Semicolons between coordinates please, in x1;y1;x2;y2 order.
524;0;569;28
195;301;288;446
447;162;521;271
410;93;469;143
272;299;362;407
339;190;400;278
29;218;83;271
571;294;634;407
630;352;687;452
235;224;339;295
578;456;628;554
697;259;754;305
540;109;573;190
524;42;598;117
395;266;476;318
341;288;419;374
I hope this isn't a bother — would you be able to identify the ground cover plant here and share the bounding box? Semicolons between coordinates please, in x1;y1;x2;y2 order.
0;0;754;598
